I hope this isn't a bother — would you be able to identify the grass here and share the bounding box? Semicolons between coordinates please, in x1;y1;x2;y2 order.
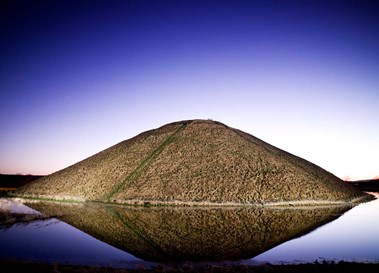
12;119;372;206
106;122;189;201
14;122;184;201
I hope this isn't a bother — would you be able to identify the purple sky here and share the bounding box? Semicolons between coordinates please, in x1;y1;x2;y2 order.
1;0;378;180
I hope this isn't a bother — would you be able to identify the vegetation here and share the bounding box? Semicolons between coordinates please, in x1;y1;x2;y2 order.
12;120;372;205
348;179;379;192
1;259;379;273
0;174;43;194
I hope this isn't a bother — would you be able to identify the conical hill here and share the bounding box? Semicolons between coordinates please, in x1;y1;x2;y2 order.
14;120;371;205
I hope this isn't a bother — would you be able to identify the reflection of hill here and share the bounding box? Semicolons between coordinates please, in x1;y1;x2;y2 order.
26;202;351;263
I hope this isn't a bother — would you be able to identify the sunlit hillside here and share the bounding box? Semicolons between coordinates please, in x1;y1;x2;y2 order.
13;120;371;205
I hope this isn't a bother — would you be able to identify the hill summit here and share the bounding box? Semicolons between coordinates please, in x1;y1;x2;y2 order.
14;119;371;205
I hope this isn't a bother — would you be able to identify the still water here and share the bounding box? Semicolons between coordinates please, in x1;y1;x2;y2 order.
1;195;378;268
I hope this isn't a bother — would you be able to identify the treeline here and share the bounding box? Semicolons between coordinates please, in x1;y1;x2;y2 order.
0;174;44;188
348;179;379;192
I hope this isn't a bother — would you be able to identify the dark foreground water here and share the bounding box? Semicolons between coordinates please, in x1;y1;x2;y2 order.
0;194;378;268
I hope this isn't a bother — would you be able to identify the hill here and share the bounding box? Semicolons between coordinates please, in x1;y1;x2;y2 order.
348;179;379;192
12;119;372;205
0;174;43;194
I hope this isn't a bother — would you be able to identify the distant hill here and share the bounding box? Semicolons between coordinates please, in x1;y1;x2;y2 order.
0;174;44;189
12;119;372;205
348;179;379;192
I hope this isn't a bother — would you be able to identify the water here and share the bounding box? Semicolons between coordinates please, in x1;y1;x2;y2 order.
0;195;378;268
254;196;379;264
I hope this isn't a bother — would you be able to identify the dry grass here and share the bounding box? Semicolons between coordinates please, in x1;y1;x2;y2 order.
13;119;371;205
14;122;183;201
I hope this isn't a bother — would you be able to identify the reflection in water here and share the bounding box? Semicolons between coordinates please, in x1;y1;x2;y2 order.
0;198;51;229
254;197;379;264
24;201;352;263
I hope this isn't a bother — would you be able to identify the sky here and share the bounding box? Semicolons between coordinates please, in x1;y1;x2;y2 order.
0;0;378;180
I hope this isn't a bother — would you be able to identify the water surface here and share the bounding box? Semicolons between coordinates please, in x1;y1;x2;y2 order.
254;196;379;264
0;196;378;267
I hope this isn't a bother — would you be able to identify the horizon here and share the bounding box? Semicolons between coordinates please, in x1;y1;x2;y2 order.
1;0;378;180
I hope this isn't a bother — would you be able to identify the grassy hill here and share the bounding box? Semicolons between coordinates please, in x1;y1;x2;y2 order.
12;119;372;205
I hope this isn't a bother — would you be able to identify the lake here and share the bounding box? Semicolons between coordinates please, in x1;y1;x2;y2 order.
1;194;378;268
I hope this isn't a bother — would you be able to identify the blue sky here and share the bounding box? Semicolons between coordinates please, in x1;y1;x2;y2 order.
1;0;378;180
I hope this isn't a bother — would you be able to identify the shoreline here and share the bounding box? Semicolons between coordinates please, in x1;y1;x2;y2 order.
1;259;379;273
5;193;374;208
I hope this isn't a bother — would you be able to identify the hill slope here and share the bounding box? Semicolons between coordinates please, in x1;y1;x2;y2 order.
13;119;371;205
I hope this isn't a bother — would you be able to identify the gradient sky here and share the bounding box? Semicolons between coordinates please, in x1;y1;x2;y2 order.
1;0;378;180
